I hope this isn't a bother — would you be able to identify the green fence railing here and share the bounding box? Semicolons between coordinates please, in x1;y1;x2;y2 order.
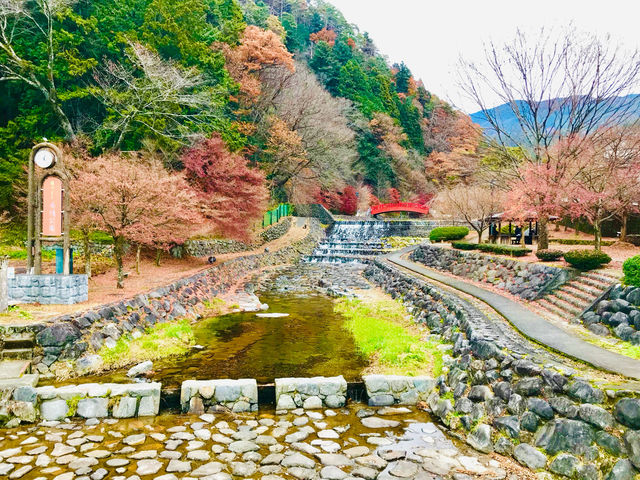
262;203;292;228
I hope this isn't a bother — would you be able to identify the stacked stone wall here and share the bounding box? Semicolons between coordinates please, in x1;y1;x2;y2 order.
184;218;292;257
364;375;435;407
8;274;88;305
583;284;640;344
411;245;571;300
180;379;258;414
1;383;160;426
364;260;640;478
275;376;347;410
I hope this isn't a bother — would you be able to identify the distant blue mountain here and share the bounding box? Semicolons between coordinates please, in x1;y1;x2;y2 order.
470;94;640;140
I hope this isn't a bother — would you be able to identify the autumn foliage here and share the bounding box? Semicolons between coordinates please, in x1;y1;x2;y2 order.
222;25;294;98
182;134;269;241
309;28;337;47
69;152;200;288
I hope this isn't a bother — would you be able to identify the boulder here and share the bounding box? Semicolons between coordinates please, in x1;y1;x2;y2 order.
614;398;640;429
466;424;492;453
549;453;579;478
624;430;640;470
579;404;615;430
541;419;595;455
513;443;547;470
605;459;637;480
566;381;604;404
36;323;81;347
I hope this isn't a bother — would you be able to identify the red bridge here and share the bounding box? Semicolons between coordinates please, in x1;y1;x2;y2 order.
370;202;430;216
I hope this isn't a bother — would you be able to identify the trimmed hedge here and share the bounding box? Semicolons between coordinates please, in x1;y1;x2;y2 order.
476;243;532;257
429;226;469;243
551;238;615;246
623;255;640;287
563;249;612;270
451;241;478;250
535;249;565;262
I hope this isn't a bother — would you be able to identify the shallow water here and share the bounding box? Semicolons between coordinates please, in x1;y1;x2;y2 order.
71;293;368;389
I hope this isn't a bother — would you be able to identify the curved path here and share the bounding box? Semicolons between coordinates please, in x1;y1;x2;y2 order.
386;246;640;380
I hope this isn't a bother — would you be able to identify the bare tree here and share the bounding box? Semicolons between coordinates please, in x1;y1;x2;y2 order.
458;26;640;248
93;42;223;149
432;184;504;243
0;0;77;139
256;62;357;190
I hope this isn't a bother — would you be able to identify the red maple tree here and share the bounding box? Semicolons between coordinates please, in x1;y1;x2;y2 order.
182;134;269;241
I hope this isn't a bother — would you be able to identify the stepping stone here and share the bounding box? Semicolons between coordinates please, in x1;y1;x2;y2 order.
136;459;162;475
282;453;315;469
361;417;400;429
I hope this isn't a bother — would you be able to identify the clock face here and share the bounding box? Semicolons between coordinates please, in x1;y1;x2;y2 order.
34;148;56;169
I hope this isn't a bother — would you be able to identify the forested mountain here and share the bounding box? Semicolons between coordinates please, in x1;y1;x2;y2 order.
470;94;640;141
0;0;482;216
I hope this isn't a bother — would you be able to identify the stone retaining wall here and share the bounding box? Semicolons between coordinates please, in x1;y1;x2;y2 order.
411;245;570;300
275;376;347;410
8;274;88;305
180;379;258;414
364;375;435;407
2;382;160;426
583;284;640;344
184;218;292;257
364;260;640;478
30;220;323;378
0;257;7;313
294;204;336;226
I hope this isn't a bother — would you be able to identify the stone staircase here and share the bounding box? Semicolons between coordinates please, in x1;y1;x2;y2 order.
0;329;38;388
532;271;620;322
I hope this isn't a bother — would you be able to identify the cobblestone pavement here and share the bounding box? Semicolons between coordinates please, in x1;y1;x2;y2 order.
0;405;530;480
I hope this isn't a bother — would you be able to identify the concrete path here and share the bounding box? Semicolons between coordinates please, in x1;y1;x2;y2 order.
386;247;640;380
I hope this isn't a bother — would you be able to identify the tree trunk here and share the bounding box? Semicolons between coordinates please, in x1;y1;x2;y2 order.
594;219;602;251
538;216;549;250
136;244;141;275
115;237;124;289
621;212;629;242
82;231;91;278
155;249;162;267
520;222;525;247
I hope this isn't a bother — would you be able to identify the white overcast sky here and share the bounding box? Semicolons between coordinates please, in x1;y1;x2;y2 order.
328;0;640;113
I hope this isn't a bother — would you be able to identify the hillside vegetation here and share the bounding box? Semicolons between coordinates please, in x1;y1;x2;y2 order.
0;0;481;217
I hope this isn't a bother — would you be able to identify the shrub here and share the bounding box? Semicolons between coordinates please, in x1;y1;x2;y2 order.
563;249;612;270
476;243;531;257
429;226;469;243
535;249;565;261
452;241;478;250
551;238;615;246
623;255;640;287
499;225;517;234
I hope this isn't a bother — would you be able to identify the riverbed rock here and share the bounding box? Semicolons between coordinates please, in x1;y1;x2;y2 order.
127;361;153;378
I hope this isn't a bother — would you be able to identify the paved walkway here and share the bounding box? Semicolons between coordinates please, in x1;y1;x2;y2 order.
386;247;640;380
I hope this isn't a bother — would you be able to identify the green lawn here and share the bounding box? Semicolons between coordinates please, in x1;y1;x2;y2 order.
99;319;195;369
335;296;443;377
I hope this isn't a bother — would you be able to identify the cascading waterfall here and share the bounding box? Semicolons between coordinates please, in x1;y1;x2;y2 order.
305;220;401;263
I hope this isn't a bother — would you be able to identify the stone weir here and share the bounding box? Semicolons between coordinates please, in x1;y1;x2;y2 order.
1;220;324;381
364;259;640;479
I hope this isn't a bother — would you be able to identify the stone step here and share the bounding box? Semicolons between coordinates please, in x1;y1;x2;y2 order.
544;295;582;317
583;271;620;282
533;298;570;321
0;373;39;390
0;359;31;379
568;280;607;297
574;275;615;291
553;291;588;309
1;348;34;361
557;284;596;303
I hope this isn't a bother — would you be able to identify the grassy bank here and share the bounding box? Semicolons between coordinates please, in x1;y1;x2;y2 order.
335;294;444;377
98;319;195;369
